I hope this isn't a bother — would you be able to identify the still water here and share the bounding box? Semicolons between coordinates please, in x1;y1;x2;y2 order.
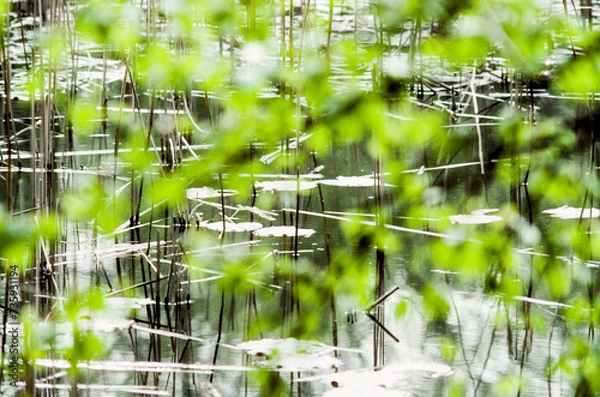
1;0;598;395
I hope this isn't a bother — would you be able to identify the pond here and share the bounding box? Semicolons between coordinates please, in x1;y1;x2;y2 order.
1;0;600;396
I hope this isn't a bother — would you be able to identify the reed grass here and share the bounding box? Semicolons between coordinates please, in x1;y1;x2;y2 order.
1;0;600;396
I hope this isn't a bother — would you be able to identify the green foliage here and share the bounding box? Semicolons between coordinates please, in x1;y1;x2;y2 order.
439;337;457;363
62;289;107;377
558;55;600;93
492;374;521;395
138;44;203;90
201;0;241;34
0;212;35;265
421;283;450;323
64;288;105;321
64;329;104;367
71;99;103;136
448;378;467;397
62;178;128;232
218;258;258;295
253;370;286;397
381;106;445;159
377;0;475;29
395;299;408;319
37;29;67;67
321;90;385;146
423;36;489;65
0;208;58;269
8;0;600;394
76;0;141;48
328;249;372;307
478;0;556;75
148;173;187;208
122;132;153;172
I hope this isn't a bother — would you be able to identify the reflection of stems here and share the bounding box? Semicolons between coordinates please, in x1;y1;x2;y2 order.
505;301;514;359
373;159;385;367
446;275;475;382
219;173;226;245
517;304;530;397
586;94;596;341
210;289;226;383
547;306;559;397
244;292;251;395
312;153;338;350
474;301;500;396
518;170;535;397
294;173;300;261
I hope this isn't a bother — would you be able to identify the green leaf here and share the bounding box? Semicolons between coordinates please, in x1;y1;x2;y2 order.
423;36;489;65
421;283;450;323
395;300;408;319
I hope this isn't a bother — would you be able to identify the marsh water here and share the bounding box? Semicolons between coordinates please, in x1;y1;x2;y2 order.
2;125;587;396
1;0;600;396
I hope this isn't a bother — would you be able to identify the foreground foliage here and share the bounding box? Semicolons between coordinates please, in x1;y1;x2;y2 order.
1;0;600;395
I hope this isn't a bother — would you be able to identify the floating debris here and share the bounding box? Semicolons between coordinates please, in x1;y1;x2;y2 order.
324;386;408;397
253;226;316;237
513;296;573;309
250;351;341;371
542;205;600;219
35;359;251;374
305;362;454;389
238;338;332;356
318;175;378;187
237;337;344;371
242;170;323;180
28;383;169;396
318;175;395;187
78;318;135;333
259;133;313;164
236;205;278;221
201;221;264;233
448;209;503;225
104;297;155;310
186;187;238;200
255;180;318;192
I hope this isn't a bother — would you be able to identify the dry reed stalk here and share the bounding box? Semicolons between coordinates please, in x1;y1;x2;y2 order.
470;69;485;175
280;0;286;96
1;10;13;214
27;39;39;391
327;0;333;52
288;0;294;75
373;159;386;367
370;12;387;368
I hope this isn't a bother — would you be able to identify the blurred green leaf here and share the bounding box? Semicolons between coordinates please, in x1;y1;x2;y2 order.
395;300;408;318
421;283;450;323
423;36;489;65
71;100;102;136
